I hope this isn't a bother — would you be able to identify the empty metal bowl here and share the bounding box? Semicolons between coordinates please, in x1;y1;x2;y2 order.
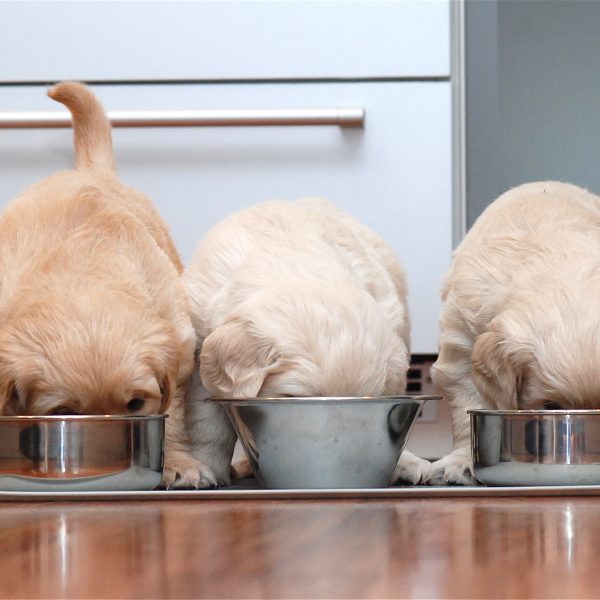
218;395;437;489
0;415;165;492
470;409;600;486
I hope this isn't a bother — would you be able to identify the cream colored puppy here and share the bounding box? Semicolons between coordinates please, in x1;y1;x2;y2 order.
183;199;429;485
0;82;206;488
429;181;600;484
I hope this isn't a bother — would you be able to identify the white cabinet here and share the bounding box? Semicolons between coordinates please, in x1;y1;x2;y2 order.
0;1;452;355
0;1;449;81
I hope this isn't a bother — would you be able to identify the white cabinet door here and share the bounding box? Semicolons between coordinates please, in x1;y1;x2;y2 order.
0;1;450;81
0;81;451;353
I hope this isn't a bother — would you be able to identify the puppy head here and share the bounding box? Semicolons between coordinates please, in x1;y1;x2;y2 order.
472;305;600;410
0;294;179;416
200;283;409;398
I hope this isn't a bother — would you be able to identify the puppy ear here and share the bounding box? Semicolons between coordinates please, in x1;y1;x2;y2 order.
471;330;531;409
159;373;173;413
200;319;280;398
384;336;409;394
0;380;22;415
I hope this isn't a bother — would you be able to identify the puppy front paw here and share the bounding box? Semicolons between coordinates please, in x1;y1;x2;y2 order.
390;450;432;485
429;449;477;486
162;451;224;489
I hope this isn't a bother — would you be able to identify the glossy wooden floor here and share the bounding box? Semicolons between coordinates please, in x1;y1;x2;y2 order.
1;496;599;598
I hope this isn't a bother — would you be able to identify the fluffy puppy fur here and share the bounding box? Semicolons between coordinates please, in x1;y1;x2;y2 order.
429;181;600;484
0;82;205;487
183;198;430;486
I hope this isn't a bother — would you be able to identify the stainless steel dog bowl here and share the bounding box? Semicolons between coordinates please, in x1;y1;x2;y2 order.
470;409;600;486
0;415;165;491
218;395;437;489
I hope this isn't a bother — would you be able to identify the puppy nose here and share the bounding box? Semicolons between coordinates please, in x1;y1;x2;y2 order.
126;398;146;412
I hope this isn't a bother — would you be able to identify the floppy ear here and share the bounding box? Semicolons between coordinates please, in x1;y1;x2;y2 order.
471;330;531;409
383;336;409;395
200;319;281;398
0;379;22;415
159;373;173;413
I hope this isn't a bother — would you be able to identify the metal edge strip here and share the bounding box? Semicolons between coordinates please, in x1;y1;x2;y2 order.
3;485;600;502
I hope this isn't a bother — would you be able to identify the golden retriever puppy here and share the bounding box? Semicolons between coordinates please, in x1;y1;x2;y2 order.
429;181;600;484
0;82;206;488
183;198;431;486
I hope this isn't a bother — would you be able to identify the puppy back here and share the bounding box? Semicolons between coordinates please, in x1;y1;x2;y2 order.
48;81;116;173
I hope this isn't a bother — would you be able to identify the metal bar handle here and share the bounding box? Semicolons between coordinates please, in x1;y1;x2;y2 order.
0;108;365;129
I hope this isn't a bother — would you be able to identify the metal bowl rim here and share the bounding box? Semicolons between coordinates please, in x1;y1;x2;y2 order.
214;394;440;405
0;414;168;422
469;409;600;416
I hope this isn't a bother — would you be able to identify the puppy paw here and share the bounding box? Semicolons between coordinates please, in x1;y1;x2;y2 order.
390;450;433;485
429;450;477;486
162;451;224;489
187;449;233;488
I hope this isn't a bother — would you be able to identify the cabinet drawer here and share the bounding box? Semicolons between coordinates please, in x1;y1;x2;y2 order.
0;81;451;353
0;1;450;82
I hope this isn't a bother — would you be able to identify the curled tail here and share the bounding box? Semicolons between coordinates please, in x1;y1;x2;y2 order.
48;81;116;173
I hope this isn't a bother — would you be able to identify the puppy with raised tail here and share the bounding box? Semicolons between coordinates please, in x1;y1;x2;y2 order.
0;82;207;488
430;181;600;484
183;198;431;486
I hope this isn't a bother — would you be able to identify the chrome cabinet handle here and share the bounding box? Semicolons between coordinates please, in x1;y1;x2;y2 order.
0;108;365;129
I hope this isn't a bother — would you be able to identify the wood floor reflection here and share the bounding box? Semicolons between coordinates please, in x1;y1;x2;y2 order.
1;497;599;598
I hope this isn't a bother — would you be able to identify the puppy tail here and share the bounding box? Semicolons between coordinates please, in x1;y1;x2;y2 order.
48;81;116;174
